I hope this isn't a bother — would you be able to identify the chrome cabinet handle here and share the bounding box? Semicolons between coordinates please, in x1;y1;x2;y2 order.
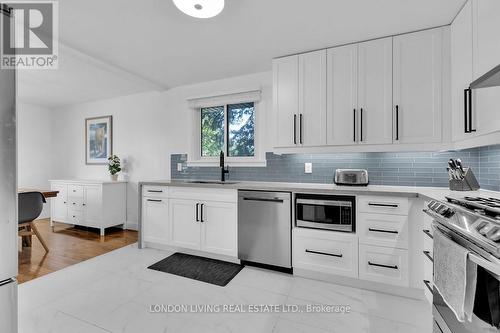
368;228;398;234
368;261;398;270
305;249;342;258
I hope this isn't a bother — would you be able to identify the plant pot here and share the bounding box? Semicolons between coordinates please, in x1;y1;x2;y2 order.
110;174;119;181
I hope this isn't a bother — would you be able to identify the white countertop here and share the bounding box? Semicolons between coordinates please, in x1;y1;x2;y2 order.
139;179;500;202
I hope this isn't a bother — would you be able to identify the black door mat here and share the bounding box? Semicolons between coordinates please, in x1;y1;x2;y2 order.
148;252;244;287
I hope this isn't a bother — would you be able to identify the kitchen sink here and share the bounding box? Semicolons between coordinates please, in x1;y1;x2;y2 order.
186;180;239;185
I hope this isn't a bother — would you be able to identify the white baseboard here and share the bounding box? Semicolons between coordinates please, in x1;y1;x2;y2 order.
143;241;240;264
293;268;425;300
125;221;138;231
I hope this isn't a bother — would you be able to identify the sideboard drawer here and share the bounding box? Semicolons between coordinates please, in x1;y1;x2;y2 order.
67;185;84;198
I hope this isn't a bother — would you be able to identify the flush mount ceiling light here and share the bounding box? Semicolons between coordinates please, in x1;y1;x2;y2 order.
172;0;225;18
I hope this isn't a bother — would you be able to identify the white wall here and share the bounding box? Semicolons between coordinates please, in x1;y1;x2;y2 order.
50;71;273;228
18;103;53;218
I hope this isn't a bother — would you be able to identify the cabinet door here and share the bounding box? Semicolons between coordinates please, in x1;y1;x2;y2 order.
327;44;358;145
298;50;327;146
393;28;443;144
169;199;201;250
358;37;393;145
273;55;299;147
200;201;237;257
451;0;474;141
142;198;169;244
473;0;500;136
51;183;67;222
83;185;102;227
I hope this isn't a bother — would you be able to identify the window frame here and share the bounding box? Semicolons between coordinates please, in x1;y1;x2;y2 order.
189;101;265;167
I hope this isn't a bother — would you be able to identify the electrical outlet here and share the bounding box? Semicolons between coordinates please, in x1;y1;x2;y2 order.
177;163;183;172
304;163;312;174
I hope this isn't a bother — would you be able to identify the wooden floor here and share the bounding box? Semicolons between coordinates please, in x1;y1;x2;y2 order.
17;219;138;284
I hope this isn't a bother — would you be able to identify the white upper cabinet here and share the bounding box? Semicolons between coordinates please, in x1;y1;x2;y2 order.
451;0;474;141
326;44;358;146
358;37;393;145
274;55;299;148
274;51;327;148
472;0;500;136
393;28;443;144
298;50;327;146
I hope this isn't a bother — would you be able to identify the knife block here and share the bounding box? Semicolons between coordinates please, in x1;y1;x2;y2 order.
449;168;480;191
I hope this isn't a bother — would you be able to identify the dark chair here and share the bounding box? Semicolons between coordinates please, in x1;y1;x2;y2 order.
18;192;49;252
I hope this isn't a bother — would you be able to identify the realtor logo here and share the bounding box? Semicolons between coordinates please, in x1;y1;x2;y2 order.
1;1;58;69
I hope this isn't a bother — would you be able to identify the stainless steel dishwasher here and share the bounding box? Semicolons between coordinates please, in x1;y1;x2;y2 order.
238;190;292;271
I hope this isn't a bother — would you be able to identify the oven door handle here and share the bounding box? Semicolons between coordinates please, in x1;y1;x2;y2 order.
469;253;500;277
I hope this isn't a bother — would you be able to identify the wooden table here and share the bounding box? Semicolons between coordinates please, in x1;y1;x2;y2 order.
18;188;59;199
18;189;59;247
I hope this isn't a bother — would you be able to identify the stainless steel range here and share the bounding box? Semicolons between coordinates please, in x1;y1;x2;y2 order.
425;196;500;332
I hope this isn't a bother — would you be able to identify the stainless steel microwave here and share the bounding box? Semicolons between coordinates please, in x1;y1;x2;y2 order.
295;193;355;232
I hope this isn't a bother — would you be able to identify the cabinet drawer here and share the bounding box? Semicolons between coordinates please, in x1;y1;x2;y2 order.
169;187;237;203
67;210;84;225
293;228;358;278
359;244;409;287
358;213;408;249
67;185;84;198
358;196;409;215
142;186;169;198
67;197;84;211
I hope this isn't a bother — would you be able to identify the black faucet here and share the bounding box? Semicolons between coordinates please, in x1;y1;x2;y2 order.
220;151;229;182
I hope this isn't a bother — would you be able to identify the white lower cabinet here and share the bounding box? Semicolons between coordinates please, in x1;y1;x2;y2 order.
142;197;169;245
201;201;237;257
142;186;238;258
359;244;409;287
169;199;201;250
293;228;358;278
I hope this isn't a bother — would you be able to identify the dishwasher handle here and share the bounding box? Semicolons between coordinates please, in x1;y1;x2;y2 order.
242;197;284;203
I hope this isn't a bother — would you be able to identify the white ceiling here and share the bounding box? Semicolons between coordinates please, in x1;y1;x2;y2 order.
18;0;466;108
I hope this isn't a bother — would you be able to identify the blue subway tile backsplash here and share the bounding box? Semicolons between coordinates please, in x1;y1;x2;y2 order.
171;144;500;191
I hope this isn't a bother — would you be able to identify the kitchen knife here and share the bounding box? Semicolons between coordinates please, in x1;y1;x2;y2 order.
448;160;457;179
455;159;465;179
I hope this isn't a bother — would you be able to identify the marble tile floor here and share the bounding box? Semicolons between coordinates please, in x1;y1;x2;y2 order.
19;244;432;333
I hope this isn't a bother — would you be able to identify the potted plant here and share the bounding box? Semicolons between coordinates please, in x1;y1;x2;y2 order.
107;155;121;181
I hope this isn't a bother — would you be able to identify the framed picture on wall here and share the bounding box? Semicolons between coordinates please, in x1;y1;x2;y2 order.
85;115;113;165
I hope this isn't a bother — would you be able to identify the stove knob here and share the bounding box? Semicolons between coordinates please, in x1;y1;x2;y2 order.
479;223;495;236
474;209;486;216
442;208;455;218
